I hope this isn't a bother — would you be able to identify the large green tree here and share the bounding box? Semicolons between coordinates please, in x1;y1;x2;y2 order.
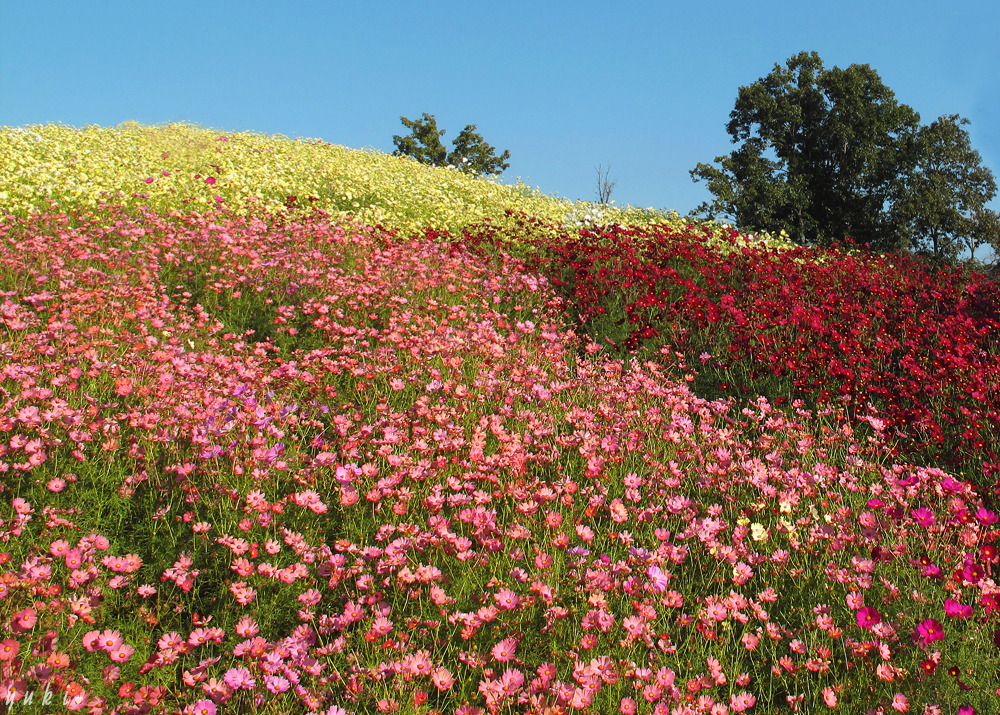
392;113;511;177
691;51;999;257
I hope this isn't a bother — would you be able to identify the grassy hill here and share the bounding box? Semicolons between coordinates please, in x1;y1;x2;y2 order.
0;122;998;715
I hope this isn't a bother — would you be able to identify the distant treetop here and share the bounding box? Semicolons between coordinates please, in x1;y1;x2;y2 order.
392;113;511;177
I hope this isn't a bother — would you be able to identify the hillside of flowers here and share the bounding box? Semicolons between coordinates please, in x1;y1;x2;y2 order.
1;123;999;715
457;216;1000;506
0;122;739;243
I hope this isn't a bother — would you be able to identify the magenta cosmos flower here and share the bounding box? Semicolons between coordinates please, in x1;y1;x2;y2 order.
943;598;973;618
915;618;945;644
856;606;882;630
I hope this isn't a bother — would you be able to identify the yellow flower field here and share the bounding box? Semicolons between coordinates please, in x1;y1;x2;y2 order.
0;121;791;251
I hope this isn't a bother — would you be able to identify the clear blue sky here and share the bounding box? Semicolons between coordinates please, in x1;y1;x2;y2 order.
3;0;999;220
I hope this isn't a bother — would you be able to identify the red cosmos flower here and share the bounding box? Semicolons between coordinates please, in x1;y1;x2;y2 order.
919;659;937;675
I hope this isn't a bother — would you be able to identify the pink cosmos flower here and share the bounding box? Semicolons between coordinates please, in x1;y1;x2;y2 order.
235;616;259;637
499;668;524;694
494;588;520;610
822;687;838;707
98;630;124;652
201;678;231;701
263;675;290;693
82;631;102;652
47;478;66;492
647;565;670;592
431;666;455;691
229;581;256;605
940;477;966;493
158;632;184;651
730;691;757;713
655;667;676;688
891;693;909;712
620;697;637;714
223;666;255;690
491;636;517;662
0;639;20;661
404;650;433;677
109;644;134;663
12;608;37;632
187;700;217;715
733;561;753;584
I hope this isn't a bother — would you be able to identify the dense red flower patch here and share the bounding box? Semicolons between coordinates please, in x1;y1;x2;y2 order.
462;213;1000;504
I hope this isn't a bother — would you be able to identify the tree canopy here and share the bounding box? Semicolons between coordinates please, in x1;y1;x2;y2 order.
392;113;511;177
691;51;998;261
894;115;999;263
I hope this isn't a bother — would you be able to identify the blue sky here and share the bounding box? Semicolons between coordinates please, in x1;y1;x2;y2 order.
3;0;999;221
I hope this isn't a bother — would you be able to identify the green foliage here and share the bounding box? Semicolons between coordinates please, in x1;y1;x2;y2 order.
691;51;999;258
894;114;1000;263
392;113;511;177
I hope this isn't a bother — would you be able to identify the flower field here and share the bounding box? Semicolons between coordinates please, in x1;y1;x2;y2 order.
0;123;724;241
1;123;999;715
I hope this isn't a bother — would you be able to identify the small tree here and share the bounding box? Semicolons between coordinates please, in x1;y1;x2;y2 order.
595;164;616;204
392;113;510;176
893;114;1000;263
